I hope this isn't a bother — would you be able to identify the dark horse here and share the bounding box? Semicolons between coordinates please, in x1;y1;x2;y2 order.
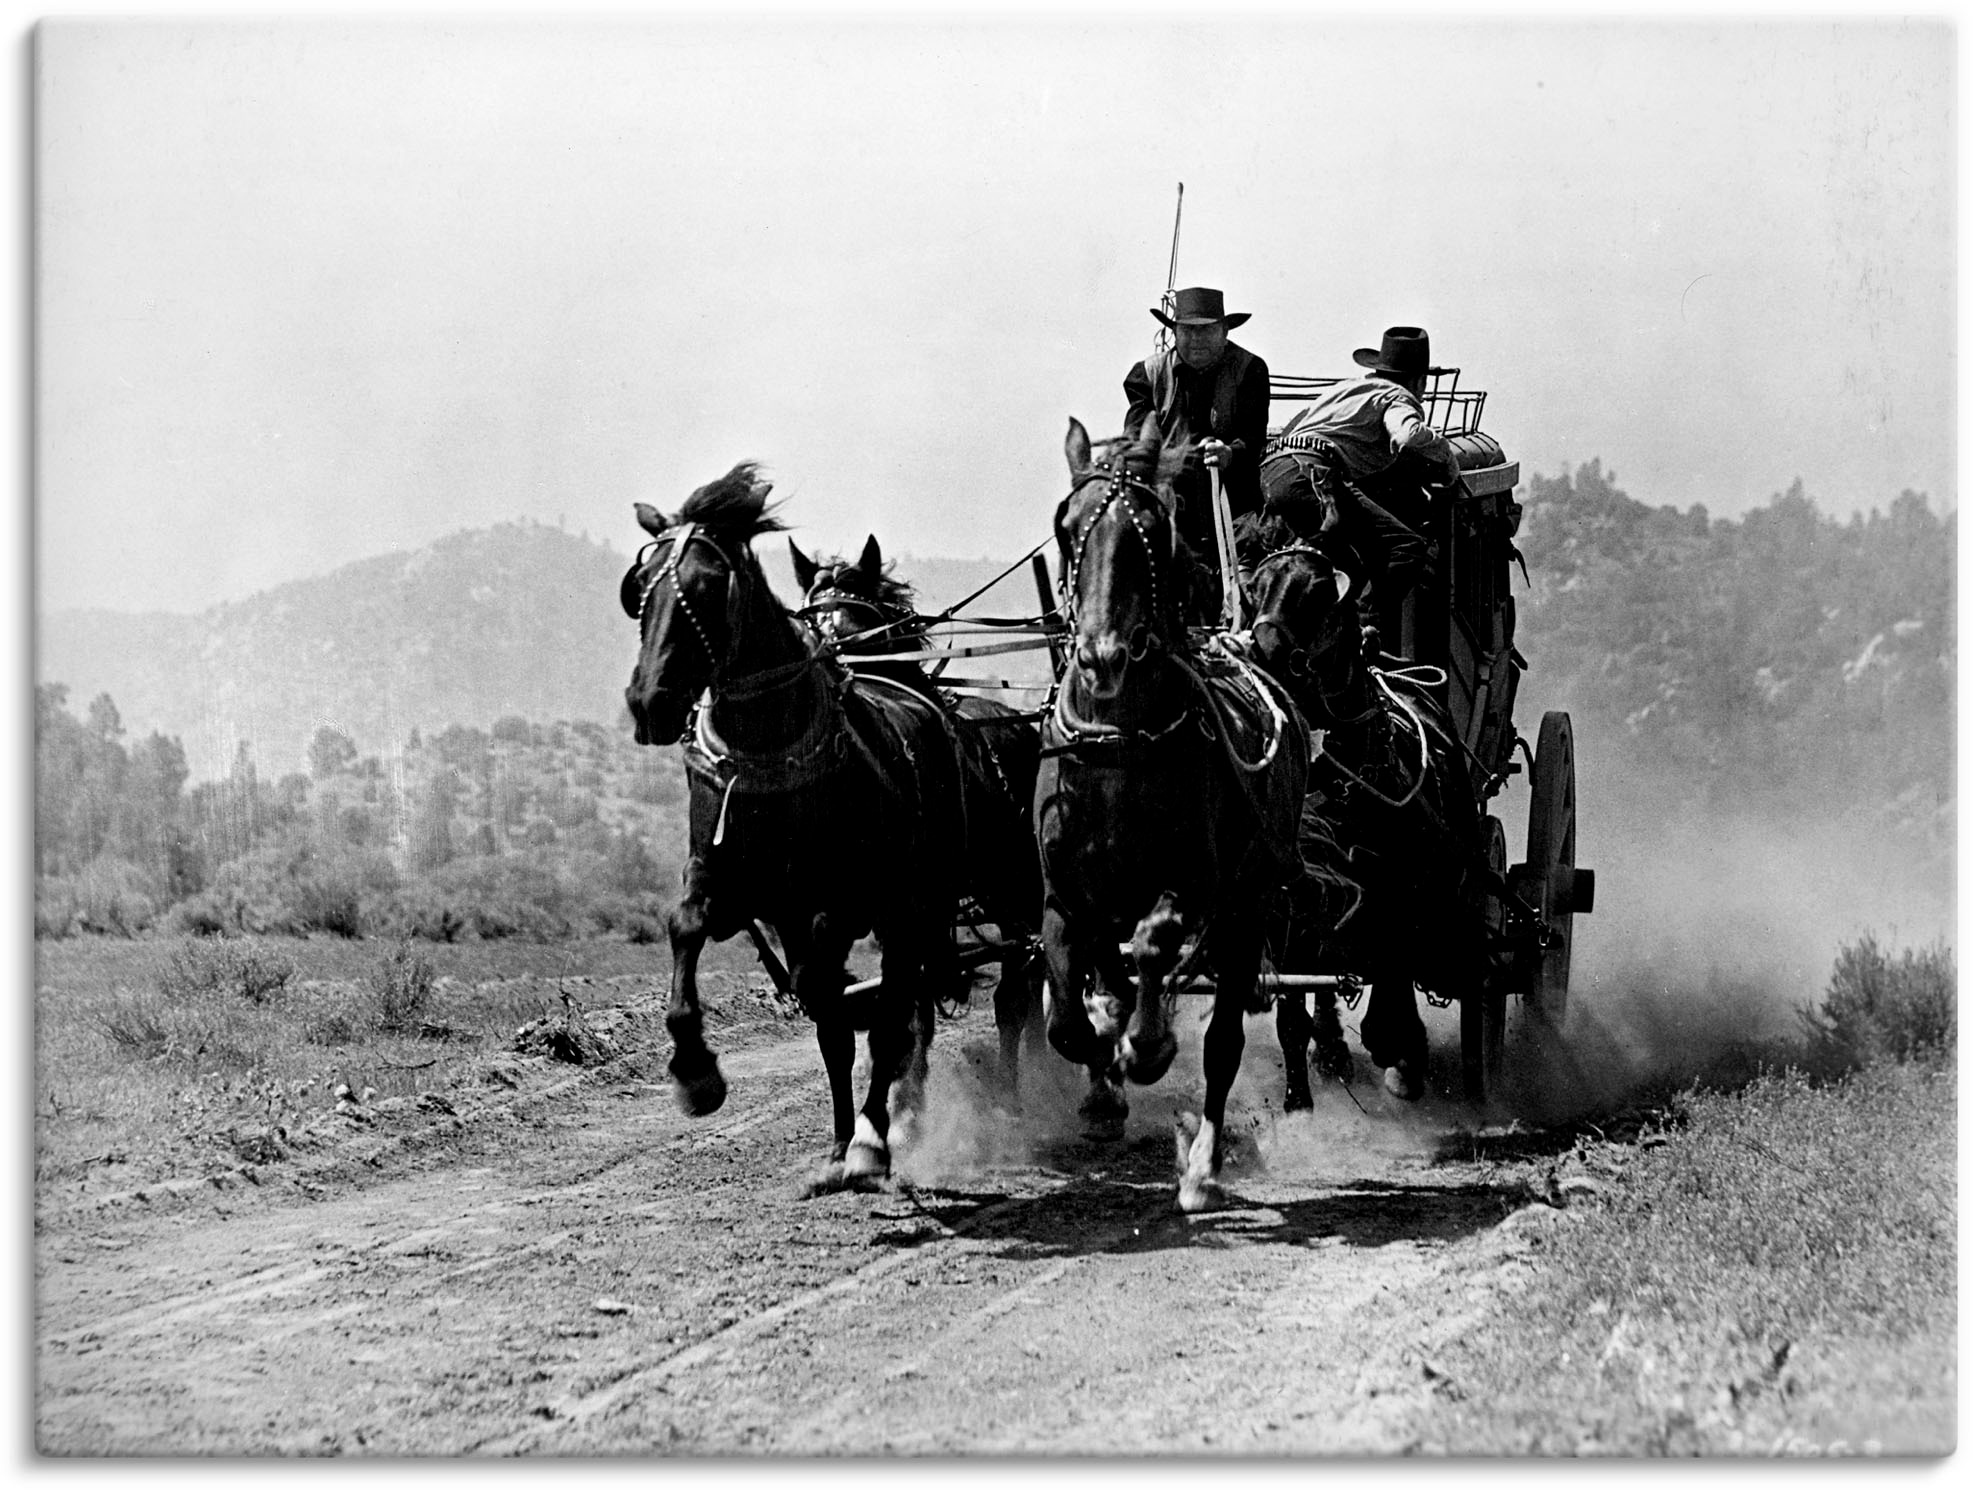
788;534;1047;1094
1239;495;1492;1101
621;463;967;1188
1037;417;1313;1213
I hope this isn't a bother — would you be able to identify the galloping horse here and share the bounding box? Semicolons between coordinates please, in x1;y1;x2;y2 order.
621;464;966;1188
788;535;1046;1094
1037;417;1314;1213
1240;503;1492;1100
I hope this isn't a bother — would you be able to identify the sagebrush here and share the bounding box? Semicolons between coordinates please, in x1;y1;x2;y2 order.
368;940;436;1034
1799;934;1955;1067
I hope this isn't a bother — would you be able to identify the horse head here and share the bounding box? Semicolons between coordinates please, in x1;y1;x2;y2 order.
1055;415;1195;725
1242;513;1367;728
790;533;926;654
622;461;787;744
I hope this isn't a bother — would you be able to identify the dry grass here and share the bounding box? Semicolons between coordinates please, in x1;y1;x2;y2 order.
33;933;763;1202
1412;946;1956;1459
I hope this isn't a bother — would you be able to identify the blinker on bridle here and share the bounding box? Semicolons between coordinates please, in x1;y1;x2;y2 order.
632;520;724;678
632;519;829;715
1061;460;1178;652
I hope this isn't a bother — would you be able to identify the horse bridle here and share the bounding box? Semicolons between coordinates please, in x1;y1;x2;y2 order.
1245;542;1350;682
1059;461;1181;662
632;521;722;669
630;521;818;703
796;572;912;646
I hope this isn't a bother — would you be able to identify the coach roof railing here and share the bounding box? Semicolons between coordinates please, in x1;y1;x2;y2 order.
1269;368;1490;441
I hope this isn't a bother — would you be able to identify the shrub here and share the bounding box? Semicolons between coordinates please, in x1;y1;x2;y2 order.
208;842;398;938
54;858;164;937
383;885;468;942
35;880;76;939
93;981;270;1071
624;914;664;945
290;867;365;938
429;854;576;940
369;940;436;1034
544;784;600;829
296;983;365;1046
166;893;235;938
626;765;682;806
1800;934;1956;1067
94;985;174;1055
157;937;298;1006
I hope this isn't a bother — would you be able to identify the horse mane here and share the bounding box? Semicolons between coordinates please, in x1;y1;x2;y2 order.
678;461;786;539
812;549;919;615
1090;430;1196;489
810;548;928;650
1236;509;1311;567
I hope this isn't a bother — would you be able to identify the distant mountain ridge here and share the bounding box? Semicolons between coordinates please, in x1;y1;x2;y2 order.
38;521;1049;781
50;470;1945;868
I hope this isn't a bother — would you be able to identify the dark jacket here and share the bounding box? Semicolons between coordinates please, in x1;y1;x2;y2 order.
1123;344;1271;549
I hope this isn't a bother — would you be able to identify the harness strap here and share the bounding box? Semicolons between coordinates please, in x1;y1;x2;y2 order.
854;672;979;874
688;651;846;798
1319;669;1432;811
1174;650;1311;875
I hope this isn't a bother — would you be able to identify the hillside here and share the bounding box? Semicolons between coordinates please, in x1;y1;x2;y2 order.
38;522;1049;781
38;474;1953;861
1511;463;1953;877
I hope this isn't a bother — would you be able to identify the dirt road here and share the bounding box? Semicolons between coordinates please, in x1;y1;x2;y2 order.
36;988;1575;1456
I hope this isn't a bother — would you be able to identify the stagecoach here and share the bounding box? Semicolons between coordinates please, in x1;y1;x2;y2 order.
1263;365;1595;1101
628;363;1593;1177
806;362;1595;1108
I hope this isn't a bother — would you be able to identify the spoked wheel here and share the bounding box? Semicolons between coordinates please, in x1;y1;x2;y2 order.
1521;711;1593;1034
1460;815;1509;1105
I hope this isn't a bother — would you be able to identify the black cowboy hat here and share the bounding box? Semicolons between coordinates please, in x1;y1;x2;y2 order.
1352;326;1444;379
1150;285;1251;330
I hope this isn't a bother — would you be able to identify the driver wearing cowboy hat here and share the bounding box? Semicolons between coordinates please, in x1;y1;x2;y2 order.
1122;285;1271;617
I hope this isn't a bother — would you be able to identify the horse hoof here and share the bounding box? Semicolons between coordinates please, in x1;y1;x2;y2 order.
797;1161;848;1199
669;1056;728;1117
843;1115;890;1183
1078;1086;1129;1137
1315;1041;1355;1084
843;1144;890;1187
1283;1087;1315;1114
1176;1176;1223;1214
1384;1059;1425;1102
1121;1032;1178;1087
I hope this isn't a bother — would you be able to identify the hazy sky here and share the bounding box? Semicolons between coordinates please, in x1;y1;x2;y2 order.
36;14;1955;615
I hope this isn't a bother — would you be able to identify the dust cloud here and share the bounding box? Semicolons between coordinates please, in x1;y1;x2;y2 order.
1488;730;1954;1120
893;1000;1450;1192
888;730;1952;1182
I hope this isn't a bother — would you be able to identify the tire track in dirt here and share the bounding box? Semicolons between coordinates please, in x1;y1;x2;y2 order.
466;1171;1178;1454
39;1008;1547;1456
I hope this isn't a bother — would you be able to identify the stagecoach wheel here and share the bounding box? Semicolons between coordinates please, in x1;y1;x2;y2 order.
1460;815;1509;1105
1523;711;1580;1033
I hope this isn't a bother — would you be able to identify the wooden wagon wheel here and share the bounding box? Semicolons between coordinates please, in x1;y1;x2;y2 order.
1523;710;1593;1031
1460;814;1509;1104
